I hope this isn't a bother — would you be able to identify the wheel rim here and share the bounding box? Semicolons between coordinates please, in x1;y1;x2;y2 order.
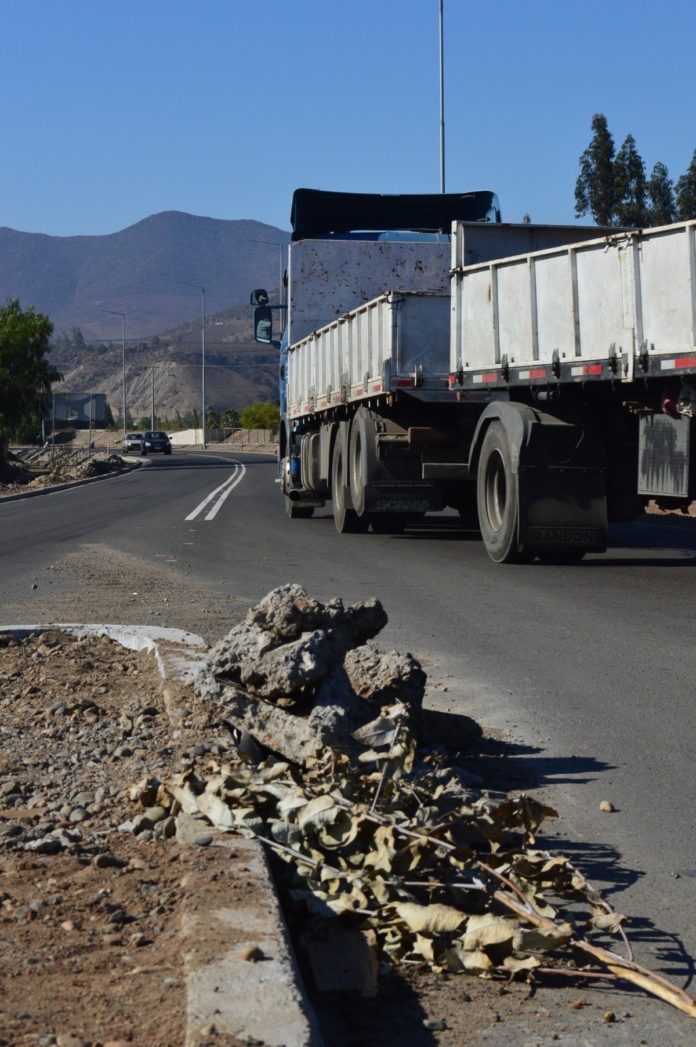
351;428;364;513
333;446;343;504
484;450;507;533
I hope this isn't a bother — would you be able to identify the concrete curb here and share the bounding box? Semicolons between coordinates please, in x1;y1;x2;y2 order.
0;622;323;1047
0;457;145;503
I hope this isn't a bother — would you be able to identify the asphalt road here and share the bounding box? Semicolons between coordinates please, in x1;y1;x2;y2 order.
2;449;696;1036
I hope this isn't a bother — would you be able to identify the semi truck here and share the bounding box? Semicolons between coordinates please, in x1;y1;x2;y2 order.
252;188;696;563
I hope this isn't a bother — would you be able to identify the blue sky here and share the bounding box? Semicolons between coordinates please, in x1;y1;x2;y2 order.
2;0;695;237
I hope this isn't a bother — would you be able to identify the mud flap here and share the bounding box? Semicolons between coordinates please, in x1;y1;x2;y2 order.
518;467;607;553
362;483;444;514
517;414;607;553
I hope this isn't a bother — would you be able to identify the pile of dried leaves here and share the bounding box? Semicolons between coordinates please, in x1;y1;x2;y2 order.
137;700;696;1018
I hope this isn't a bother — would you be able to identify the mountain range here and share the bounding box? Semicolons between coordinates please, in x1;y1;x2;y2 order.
0;210;289;340
0;211;290;418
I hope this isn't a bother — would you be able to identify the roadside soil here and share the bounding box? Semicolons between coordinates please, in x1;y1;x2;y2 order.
0;628;650;1047
0;628;263;1047
1;469;695;1045
0;449;129;498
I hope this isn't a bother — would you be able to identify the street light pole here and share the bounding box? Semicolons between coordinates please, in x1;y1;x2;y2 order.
106;310;127;444
439;0;446;194
179;283;206;448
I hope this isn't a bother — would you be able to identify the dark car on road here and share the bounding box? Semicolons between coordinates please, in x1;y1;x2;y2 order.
142;431;172;455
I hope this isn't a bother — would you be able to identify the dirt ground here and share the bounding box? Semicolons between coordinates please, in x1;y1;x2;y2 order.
0;629;268;1047
0;629;628;1047
0;444;140;498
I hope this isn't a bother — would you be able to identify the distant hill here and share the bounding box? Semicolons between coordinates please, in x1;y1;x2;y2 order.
0;210;290;340
50;301;281;423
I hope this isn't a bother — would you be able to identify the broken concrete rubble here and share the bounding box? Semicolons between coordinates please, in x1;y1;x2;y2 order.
196;584;426;764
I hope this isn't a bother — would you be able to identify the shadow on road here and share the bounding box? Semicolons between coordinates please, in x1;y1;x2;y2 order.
449;725;696;990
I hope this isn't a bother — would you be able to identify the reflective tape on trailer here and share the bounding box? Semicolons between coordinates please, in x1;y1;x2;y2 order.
661;355;696;371
570;363;603;377
516;367;548;381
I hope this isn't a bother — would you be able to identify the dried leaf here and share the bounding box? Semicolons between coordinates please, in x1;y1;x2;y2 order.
396;902;467;935
197;791;234;829
413;934;436;962
502;954;541;975
512;923;573;953
442;945;494;974
297;794;339;830
165;781;201;816
463;914;517;951
352;715;402;747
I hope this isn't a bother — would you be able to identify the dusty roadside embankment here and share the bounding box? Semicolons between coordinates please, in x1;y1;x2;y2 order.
2;586;696;1046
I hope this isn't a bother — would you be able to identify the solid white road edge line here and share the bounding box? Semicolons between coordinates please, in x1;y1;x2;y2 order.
185;462;244;521
204;462;247;520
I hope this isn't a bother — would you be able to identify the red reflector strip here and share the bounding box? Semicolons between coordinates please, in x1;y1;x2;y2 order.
571;363;603;377
448;374;457;387
528;368;547;379
480;372;498;383
396;378;415;387
676;356;696;369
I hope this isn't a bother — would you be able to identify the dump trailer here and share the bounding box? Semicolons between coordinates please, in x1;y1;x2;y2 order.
252;189;696;563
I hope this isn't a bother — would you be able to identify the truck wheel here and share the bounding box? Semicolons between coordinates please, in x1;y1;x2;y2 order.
349;409;377;517
332;437;368;533
476;421;525;563
284;495;314;519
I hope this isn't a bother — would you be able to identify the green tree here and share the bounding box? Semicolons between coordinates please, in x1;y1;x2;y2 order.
575;114;617;225
222;408;240;428
614;134;648;226
71;326;86;349
647;162;675;225
675;149;696;220
239;400;280;433
0;299;59;459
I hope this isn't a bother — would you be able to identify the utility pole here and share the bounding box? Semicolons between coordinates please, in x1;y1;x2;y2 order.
105;310;127;443
179;283;206;448
439;0;446;193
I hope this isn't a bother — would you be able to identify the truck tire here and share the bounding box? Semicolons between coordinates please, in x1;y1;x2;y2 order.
332;436;368;533
348;409;378;517
476;421;525;563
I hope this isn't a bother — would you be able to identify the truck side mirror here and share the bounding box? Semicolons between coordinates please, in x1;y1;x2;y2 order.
250;288;270;306
254;305;273;344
